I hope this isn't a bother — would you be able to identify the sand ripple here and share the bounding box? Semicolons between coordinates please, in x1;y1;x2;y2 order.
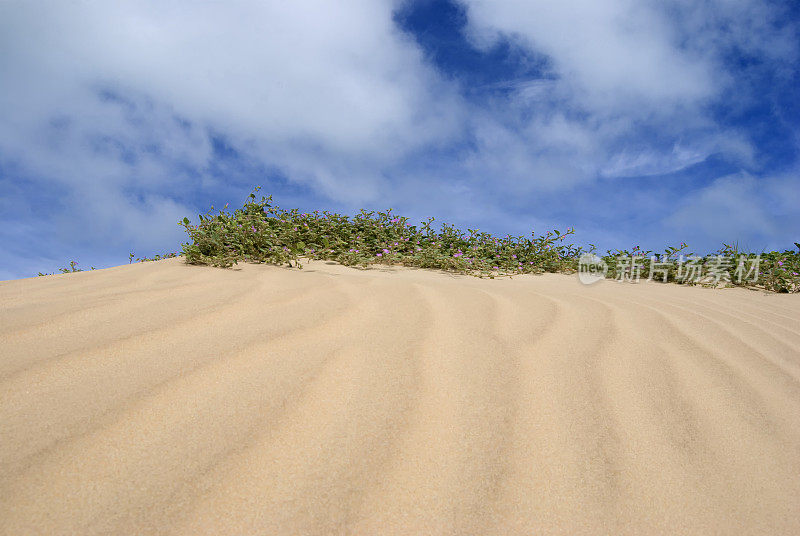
1;258;799;535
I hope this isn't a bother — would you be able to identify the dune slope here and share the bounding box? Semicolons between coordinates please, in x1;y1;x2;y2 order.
1;258;799;535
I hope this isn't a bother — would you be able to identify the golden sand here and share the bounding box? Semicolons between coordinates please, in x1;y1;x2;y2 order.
1;258;799;535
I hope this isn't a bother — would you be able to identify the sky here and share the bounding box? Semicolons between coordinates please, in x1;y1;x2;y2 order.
1;0;799;280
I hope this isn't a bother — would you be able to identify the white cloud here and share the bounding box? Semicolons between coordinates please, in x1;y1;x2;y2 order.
0;0;463;198
0;0;467;277
448;0;792;192
599;134;755;179
462;0;716;112
0;0;796;278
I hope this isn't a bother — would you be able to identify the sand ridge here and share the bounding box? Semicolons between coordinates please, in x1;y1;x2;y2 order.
1;258;799;535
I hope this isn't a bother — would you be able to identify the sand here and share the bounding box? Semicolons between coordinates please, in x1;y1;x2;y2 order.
1;257;799;535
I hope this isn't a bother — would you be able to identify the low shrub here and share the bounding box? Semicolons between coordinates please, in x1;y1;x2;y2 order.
178;187;581;278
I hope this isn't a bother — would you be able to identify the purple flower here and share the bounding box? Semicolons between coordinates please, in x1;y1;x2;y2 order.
778;261;784;266
376;253;382;257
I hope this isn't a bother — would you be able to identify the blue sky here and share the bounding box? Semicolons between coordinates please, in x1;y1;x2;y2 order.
1;0;798;280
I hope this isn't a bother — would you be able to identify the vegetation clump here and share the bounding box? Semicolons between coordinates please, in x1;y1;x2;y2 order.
37;260;91;276
34;187;799;293
179;187;581;278
37;252;180;276
178;188;800;292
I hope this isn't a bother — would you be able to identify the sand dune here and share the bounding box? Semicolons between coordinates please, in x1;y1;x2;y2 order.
1;258;799;535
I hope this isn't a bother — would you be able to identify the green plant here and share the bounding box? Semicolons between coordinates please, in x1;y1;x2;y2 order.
33;188;798;294
178;187;580;278
37;261;95;276
36;252;180;277
177;188;799;292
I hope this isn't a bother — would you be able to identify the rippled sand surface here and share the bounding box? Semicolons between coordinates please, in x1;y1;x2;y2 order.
1;258;799;535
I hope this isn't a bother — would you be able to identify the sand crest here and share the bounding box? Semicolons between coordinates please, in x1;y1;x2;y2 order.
1;258;799;535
